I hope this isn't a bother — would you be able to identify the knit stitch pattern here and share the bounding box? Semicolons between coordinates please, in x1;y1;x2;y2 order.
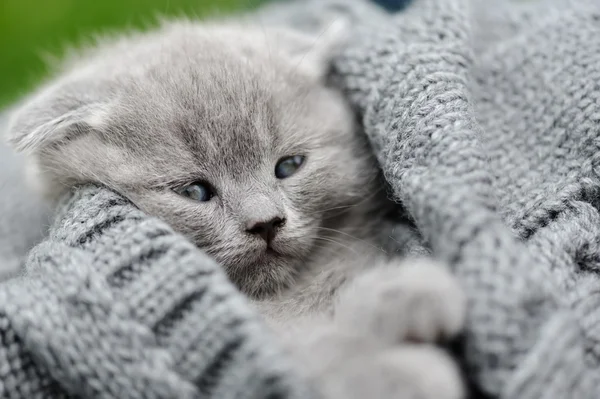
321;0;600;397
261;0;600;397
0;186;315;399
2;0;600;397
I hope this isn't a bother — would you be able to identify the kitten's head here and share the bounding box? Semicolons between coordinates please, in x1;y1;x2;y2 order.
6;21;379;297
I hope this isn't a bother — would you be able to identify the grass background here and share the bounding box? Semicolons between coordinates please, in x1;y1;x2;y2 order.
0;0;266;108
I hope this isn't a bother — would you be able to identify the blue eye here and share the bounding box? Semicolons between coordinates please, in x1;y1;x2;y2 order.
275;155;305;179
178;182;213;202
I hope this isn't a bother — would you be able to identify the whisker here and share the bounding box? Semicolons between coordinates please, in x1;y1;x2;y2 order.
315;204;356;215
311;242;343;257
313;186;385;216
314;236;358;255
317;226;387;255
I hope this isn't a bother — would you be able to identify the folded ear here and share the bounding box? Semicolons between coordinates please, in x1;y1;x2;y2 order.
6;83;111;154
276;17;349;81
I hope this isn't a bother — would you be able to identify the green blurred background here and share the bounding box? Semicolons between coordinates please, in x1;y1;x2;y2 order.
0;0;267;108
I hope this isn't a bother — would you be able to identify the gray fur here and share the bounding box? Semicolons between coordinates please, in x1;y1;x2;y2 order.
6;19;466;398
266;258;466;399
8;20;381;298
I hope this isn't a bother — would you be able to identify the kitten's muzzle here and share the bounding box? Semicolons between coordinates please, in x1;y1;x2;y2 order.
246;216;286;245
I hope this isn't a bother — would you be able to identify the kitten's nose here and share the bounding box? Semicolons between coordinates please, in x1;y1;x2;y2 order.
246;216;286;244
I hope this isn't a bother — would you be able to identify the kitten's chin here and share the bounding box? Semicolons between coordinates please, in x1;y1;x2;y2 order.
227;252;304;299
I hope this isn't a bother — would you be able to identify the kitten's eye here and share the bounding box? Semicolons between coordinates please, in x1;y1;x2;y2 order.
275;155;305;179
178;182;214;202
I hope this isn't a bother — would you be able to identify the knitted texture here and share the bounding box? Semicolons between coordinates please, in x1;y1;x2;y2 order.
263;0;600;397
0;186;316;399
2;0;600;398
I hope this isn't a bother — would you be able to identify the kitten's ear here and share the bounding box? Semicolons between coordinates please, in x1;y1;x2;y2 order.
278;18;349;81
6;84;111;154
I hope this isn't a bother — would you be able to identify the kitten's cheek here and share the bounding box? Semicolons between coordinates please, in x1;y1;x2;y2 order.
277;225;319;257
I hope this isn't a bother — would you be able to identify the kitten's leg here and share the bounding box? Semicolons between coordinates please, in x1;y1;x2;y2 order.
335;257;466;344
328;258;466;399
285;258;466;399
290;316;464;399
319;344;463;399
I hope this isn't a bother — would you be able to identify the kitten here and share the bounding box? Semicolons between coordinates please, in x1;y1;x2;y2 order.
6;19;466;399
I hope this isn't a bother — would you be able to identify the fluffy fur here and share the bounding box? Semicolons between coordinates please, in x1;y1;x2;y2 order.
6;19;466;399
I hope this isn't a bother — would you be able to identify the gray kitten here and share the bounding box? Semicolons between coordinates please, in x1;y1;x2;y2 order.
6;19;466;399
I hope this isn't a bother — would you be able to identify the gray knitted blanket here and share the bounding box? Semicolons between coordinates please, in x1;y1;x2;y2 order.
2;0;600;397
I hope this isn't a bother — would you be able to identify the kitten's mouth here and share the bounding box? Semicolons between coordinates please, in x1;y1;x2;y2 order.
219;236;311;298
224;247;300;298
231;242;284;267
265;247;278;256
257;238;291;258
258;246;285;262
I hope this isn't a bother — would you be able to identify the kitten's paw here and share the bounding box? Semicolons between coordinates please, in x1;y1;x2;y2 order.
335;258;466;344
319;344;464;399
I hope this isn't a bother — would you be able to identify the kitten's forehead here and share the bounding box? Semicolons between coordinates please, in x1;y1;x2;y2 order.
172;61;286;165
174;73;276;174
88;24;348;188
107;41;312;181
